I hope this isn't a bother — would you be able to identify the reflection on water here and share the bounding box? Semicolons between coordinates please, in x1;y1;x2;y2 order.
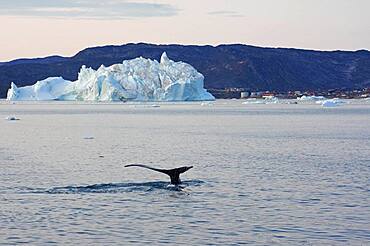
0;100;369;245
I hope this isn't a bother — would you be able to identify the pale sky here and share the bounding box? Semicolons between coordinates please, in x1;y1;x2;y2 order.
0;0;369;61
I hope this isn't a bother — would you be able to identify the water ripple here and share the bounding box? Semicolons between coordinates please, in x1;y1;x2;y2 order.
21;180;205;194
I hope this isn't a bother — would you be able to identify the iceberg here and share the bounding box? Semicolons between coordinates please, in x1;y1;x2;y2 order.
7;52;215;102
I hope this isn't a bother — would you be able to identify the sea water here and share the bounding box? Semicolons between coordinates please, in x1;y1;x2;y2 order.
0;100;369;245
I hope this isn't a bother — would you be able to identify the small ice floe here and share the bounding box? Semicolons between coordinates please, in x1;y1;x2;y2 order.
83;136;95;140
132;104;160;108
242;99;265;104
5;116;20;121
297;95;326;101
264;96;279;104
320;98;346;107
242;96;279;105
201;102;214;106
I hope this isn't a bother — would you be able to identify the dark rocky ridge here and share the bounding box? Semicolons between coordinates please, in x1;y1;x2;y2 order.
1;43;370;98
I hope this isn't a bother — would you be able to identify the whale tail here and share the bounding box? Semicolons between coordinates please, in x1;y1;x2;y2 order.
124;164;193;185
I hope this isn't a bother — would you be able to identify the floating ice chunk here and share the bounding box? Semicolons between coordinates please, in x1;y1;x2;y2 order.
201;102;214;106
265;96;279;104
242;99;265;104
7;78;74;101
7;53;215;102
132;104;160;108
321;98;346;107
298;95;326;101
322;100;338;107
242;96;279;104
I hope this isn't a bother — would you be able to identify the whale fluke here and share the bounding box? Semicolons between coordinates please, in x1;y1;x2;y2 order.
124;164;193;185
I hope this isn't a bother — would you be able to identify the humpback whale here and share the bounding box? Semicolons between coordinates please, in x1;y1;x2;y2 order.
124;164;193;185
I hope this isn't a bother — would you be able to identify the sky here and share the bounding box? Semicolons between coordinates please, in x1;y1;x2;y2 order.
0;0;369;61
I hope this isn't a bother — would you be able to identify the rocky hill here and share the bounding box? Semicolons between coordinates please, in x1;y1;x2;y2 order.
1;43;369;98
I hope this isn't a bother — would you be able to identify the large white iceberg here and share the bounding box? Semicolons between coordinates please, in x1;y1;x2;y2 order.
7;52;215;101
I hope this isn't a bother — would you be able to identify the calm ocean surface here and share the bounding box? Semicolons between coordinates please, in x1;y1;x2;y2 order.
0;100;369;245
